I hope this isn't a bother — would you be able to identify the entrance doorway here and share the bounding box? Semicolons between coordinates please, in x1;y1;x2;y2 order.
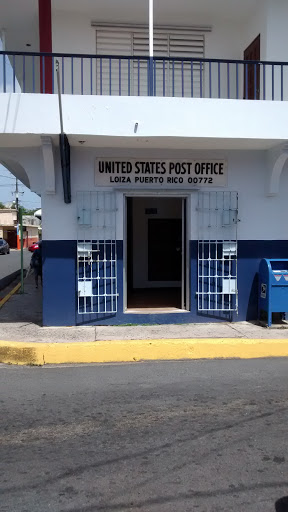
126;196;188;312
5;230;17;249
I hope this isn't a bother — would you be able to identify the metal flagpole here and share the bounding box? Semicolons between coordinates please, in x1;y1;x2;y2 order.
149;0;154;58
149;0;154;95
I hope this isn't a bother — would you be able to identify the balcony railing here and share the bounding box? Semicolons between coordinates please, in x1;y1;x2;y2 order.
1;50;288;101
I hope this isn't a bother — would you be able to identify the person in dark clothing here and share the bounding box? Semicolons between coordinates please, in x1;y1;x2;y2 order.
30;241;42;289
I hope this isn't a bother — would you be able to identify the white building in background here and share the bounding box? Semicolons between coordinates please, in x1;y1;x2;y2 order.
1;0;288;326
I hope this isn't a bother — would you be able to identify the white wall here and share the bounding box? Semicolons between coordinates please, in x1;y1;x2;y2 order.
3;0;287;99
51;10;248;99
265;0;288;101
265;0;288;61
51;7;259;61
37;146;288;242
2;143;288;243
204;22;242;99
237;2;267;101
3;1;287;99
240;0;267;58
52;10;95;55
50;2;288;101
238;0;288;101
1;94;288;143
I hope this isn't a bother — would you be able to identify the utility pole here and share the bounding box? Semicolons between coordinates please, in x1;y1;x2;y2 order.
13;178;23;250
15;178;19;216
19;207;24;294
13;180;24;292
15;178;20;250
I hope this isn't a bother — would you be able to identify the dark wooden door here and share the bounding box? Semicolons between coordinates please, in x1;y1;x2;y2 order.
148;219;182;281
244;35;260;99
126;197;134;290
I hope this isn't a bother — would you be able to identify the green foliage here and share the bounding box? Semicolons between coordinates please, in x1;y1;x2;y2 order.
19;207;38;216
0;203;39;214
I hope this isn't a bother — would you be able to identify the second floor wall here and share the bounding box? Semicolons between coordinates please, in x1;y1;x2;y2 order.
50;0;285;100
1;0;288;101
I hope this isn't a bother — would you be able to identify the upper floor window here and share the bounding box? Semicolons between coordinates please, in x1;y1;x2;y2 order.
94;25;206;97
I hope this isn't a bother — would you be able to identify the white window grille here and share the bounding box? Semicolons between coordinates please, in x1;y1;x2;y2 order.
77;191;118;315
197;191;238;312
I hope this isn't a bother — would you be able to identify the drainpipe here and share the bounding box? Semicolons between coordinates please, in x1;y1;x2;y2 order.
56;60;71;204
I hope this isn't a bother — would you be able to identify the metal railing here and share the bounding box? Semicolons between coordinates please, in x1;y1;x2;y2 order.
1;50;288;100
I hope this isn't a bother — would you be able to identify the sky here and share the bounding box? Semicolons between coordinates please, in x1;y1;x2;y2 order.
0;164;41;211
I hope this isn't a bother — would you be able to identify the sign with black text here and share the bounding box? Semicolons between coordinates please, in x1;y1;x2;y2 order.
95;158;227;188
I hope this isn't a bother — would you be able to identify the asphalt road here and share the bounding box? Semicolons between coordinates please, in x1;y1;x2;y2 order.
0;249;31;280
1;359;288;512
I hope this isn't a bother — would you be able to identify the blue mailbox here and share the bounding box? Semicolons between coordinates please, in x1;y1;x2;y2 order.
259;259;288;326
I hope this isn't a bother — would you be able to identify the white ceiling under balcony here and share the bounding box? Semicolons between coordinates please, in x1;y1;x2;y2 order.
1;0;37;27
1;0;39;52
53;0;262;24
1;0;264;52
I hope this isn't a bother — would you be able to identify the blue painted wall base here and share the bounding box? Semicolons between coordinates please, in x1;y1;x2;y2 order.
42;240;76;326
42;240;288;326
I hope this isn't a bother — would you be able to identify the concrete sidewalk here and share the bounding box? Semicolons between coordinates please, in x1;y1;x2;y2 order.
2;319;288;343
0;273;288;342
0;273;288;365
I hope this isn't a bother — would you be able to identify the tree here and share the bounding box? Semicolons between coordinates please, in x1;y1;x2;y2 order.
0;203;39;214
20;207;38;216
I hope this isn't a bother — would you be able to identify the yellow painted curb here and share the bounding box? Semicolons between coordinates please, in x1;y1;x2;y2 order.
0;338;288;366
0;282;21;309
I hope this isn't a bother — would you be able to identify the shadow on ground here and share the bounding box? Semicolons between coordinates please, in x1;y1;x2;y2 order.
0;272;42;325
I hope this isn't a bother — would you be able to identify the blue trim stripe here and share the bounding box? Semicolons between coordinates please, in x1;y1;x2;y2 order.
42;240;288;327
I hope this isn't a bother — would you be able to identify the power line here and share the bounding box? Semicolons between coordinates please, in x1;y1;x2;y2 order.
0;174;17;180
11;178;23;224
0;182;24;187
0;184;24;187
20;201;41;204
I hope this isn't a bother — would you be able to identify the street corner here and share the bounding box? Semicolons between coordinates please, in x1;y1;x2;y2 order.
1;338;288;366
